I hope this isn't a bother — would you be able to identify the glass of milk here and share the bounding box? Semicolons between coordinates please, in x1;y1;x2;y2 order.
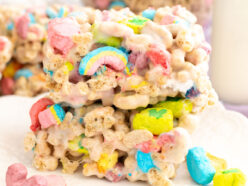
210;0;248;104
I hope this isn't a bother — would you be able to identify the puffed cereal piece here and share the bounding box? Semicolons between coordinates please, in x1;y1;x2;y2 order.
33;155;58;171
53;145;67;158
176;29;196;52
178;113;198;133
147;168;173;186
24;131;36;152
113;93;150;110
102;129;128;152
61;157;80;174
87;74;117;91
160;127;191;164
84;106;116;137
124;155;148;182
34;131;51;156
141;21;173;49
83;162;105;178
123;129;153;149
82;136;103;161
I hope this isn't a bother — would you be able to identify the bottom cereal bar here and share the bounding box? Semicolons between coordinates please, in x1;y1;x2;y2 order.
0;60;47;96
24;97;198;185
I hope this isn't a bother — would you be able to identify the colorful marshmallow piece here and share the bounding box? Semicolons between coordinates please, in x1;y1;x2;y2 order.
142;9;156;20
57;7;68;18
29;98;54;132
146;44;171;75
154;98;193;118
92;24;122;47
206;152;227;171
48;17;80;55
28;13;36;25
46;7;68;19
108;0;126;10
7;22;14;31
43;68;54;76
38;104;65;129
119;16;149;34
79;46;128;76
185;85;200;99
97;152;118;173
133;108;173;135
6;163;66;186
16;14;30;39
105;163;125;182
68;134;88;154
135;138;160;153
186;147;216;185
160;14;177;25
3;62;23;78
63;61;74;75
157;132;175;147
0;77;15;95
46;8;57;19
0;37;6;51
213;168;246;186
136;150;156;173
14;69;33;79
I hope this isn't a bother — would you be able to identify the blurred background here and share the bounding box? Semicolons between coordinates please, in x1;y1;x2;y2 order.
1;0;247;116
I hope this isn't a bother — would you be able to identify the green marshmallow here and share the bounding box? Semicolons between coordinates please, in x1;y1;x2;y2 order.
213;168;246;186
154;98;193;118
133;108;173;135
92;24;122;47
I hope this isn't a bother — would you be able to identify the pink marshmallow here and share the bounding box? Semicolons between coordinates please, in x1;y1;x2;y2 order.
38;108;57;129
161;14;177;25
102;10;110;21
95;0;110;10
6;163;27;186
23;176;48;186
128;52;148;69
6;163;66;186
45;175;66;186
157;133;175;149
16;14;30;39
87;56;126;75
0;37;6;51
0;77;15;95
48;17;80;55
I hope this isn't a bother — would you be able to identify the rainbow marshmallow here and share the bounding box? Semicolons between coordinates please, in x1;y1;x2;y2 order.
79;46;128;76
38;104;65;129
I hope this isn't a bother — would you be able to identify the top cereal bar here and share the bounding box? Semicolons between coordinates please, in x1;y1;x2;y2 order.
43;6;217;112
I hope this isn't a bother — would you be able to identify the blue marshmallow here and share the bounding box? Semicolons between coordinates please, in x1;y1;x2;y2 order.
14;69;33;79
142;9;156;20
136;150;156;173
186;147;216;185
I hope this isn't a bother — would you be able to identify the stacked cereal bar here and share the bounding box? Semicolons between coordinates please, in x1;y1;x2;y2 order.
82;0;212;25
83;0;213;41
24;6;217;185
0;5;74;96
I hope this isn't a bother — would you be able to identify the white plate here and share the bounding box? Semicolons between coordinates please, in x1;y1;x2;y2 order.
0;95;248;185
